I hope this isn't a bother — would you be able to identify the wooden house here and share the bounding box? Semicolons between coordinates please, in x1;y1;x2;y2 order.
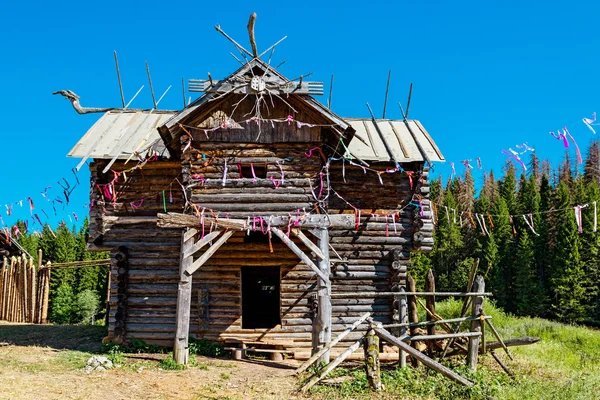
64;42;444;362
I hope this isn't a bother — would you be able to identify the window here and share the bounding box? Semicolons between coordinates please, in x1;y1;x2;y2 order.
240;164;267;179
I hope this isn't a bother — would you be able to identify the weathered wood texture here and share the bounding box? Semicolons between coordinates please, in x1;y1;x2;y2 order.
94;93;432;352
0;255;48;324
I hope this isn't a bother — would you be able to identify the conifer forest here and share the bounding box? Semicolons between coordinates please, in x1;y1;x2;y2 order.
411;139;600;325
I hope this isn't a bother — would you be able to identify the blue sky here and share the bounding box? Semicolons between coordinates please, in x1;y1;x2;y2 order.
1;0;599;230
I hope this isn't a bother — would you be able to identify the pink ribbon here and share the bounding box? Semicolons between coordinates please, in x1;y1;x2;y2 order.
501;150;527;171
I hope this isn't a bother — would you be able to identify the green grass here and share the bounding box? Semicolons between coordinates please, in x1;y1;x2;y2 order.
307;300;600;399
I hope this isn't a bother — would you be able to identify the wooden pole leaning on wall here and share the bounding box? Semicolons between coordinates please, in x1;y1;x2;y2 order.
364;328;382;391
467;275;485;370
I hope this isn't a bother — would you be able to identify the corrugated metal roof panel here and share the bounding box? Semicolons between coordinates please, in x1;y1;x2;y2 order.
68;111;175;159
345;118;444;163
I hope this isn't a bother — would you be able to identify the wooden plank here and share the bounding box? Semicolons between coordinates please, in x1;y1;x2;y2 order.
183;230;222;258
291;229;324;260
295;312;371;375
185;230;234;276
371;322;473;387
270;227;329;284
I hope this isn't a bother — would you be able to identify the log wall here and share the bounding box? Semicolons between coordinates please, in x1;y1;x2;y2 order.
90;97;433;351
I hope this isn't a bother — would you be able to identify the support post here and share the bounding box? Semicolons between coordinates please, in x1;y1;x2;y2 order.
364;328;382;391
425;269;436;355
407;274;420;367
398;287;408;368
313;227;331;364
41;263;50;324
467;275;485;370
174;228;196;365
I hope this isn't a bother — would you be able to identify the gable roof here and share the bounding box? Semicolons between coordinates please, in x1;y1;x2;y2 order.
68;110;173;160
158;58;353;155
345;118;445;163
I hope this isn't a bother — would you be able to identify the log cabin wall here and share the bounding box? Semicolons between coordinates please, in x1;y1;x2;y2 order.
88;159;184;344
87;91;434;351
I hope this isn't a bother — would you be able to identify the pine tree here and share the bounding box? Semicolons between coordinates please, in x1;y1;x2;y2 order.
551;181;588;321
431;189;464;291
584;140;600;185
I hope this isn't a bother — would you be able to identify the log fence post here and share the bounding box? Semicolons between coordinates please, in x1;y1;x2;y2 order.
425;269;436;355
407;274;420;367
467;275;485;370
174;228;196;365
313;227;331;364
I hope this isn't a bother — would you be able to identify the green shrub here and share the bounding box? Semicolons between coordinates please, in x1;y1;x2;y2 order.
188;337;225;357
50;283;76;324
76;290;99;325
159;353;185;370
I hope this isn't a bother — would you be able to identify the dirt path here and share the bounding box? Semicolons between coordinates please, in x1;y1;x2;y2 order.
0;323;311;400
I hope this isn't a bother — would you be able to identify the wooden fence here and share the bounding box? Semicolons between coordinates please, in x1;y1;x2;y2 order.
0;252;50;324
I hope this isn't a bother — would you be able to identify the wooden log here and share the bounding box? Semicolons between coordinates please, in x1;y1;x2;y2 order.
315;227;331;364
0;257;6;320
490;350;514;378
486;337;540;350
185;230;234;276
483;313;513;360
270;227;329;284
158;212;355;230
295;312;371;375
291;229;324;260
425;269;435;355
174;230;194;365
384;315;491;329
364;329;382;391
330;292;493;298
371;322;473;387
467;276;485;370
398;287;407;368
22;256;29;323
401;332;481;341
407;275;419;367
301;337;364;393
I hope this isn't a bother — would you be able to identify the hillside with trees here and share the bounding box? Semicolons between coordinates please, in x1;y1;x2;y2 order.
412;140;600;325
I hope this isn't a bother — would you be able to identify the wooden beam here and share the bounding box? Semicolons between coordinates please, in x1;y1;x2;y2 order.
174;229;194;365
370;322;473;387
301;338;364;393
185;230;234;276
183;230;222;259
315;227;331;364
291;228;324;260
158;212;354;230
296;312;371;375
270;227;329;284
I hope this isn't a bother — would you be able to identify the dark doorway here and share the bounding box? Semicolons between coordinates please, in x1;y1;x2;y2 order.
241;266;281;329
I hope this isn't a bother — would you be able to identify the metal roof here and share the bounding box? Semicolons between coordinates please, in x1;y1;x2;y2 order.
345;119;444;163
68;110;174;159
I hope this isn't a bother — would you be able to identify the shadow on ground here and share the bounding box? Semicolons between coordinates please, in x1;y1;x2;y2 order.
0;322;106;352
